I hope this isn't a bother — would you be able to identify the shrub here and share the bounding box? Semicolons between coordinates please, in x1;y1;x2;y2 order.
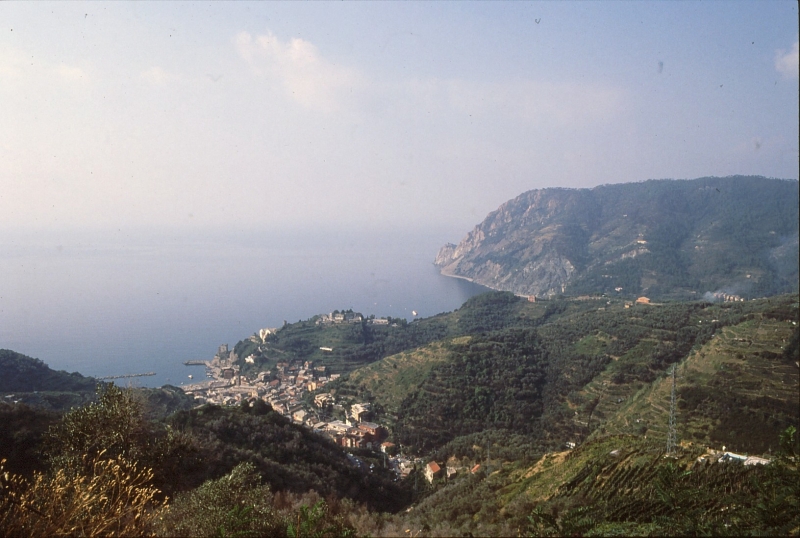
152;462;286;537
0;454;164;537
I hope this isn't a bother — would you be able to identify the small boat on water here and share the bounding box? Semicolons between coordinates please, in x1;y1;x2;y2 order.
188;374;193;379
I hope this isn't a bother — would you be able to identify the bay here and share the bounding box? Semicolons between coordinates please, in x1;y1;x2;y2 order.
0;227;486;388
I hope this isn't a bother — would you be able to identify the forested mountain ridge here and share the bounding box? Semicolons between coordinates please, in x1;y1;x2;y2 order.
435;176;799;299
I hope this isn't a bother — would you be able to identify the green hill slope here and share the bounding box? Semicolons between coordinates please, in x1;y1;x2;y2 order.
402;432;799;536
597;314;799;453
0;349;96;393
231;291;568;379
334;293;798;460
335;337;469;414
436;176;799;300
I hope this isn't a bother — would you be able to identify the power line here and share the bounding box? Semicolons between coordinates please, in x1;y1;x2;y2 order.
666;364;678;456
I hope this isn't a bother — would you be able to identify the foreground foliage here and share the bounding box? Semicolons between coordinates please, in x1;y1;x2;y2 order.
0;454;163;537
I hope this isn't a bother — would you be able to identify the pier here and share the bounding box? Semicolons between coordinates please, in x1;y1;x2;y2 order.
98;372;156;380
184;360;208;366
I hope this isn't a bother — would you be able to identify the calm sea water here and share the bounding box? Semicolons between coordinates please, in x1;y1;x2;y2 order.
0;228;485;388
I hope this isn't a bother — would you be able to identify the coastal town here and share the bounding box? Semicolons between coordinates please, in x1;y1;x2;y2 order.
180;323;424;481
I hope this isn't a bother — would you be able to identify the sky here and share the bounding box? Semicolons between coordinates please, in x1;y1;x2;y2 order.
1;1;798;237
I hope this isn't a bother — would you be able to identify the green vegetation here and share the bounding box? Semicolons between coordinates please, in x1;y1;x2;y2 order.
1;291;797;536
336;339;461;413
395;429;799;536
394;328;552;453
438;176;799;300
233;311;455;379
598;315;799;453
0;402;59;477
0;384;384;536
0;349;97;393
336;294;796;460
232;292;545;382
165;403;410;512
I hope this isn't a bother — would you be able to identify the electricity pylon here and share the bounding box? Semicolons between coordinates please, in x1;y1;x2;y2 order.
666;364;678;456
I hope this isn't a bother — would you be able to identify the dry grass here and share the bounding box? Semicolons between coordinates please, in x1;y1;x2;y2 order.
1;453;164;537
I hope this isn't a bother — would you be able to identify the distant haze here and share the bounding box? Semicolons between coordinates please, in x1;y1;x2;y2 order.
1;1;798;236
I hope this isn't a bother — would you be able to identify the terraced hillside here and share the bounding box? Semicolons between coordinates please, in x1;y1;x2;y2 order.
596;314;799;453
333;337;471;416
332;293;798;459
230;292;544;378
401;431;799;536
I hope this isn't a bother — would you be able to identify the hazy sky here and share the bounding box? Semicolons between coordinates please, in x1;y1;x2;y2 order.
2;1;798;236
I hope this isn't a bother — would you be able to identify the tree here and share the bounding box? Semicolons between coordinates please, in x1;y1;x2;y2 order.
44;383;149;472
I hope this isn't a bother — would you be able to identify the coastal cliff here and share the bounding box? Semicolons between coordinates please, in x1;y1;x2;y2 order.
436;176;799;299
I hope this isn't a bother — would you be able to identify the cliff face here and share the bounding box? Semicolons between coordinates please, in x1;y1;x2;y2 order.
436;176;799;299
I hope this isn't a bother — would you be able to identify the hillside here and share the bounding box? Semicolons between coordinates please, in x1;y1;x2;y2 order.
0;349;98;410
594;313;799;454
0;350;195;416
230;291;567;380
0;349;97;393
334;293;799;459
337;338;465;413
164;403;409;512
1;294;797;536
435;176;799;300
400;432;799;536
231;309;457;378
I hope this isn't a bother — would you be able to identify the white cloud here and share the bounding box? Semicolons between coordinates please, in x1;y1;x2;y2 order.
775;41;799;78
0;48;28;79
0;48;89;86
403;77;623;128
56;64;88;83
234;31;363;113
140;66;174;85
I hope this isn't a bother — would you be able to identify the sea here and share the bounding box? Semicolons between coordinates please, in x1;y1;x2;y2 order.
0;227;486;388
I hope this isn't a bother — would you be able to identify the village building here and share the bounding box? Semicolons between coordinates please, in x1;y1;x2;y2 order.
314;393;334;408
425;461;442;483
325;420;351;435
351;403;372;422
398;461;414;477
358;421;387;442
